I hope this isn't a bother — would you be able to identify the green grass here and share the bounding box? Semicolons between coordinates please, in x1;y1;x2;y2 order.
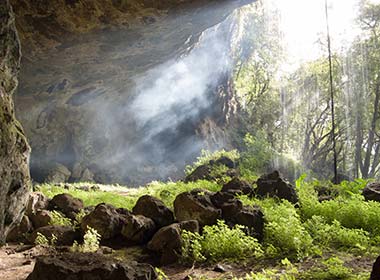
36;180;220;210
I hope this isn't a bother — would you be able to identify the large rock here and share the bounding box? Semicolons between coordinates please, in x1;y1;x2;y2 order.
121;214;156;244
370;256;380;280
185;157;238;183
0;0;31;244
221;177;253;195
26;192;49;216
29;225;78;246
49;193;84;219
174;189;221;226
45;163;72;183
210;191;264;240
362;182;380;202
30;209;52;229
148;220;199;265
26;252;157;280
132;195;174;228
6;215;33;243
255;171;298;203
81;203;121;240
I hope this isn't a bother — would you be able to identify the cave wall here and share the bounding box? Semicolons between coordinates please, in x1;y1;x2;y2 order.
0;0;31;244
11;0;251;185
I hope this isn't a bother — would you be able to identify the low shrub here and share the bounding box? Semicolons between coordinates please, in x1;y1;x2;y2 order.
71;227;101;253
181;220;263;263
49;210;73;227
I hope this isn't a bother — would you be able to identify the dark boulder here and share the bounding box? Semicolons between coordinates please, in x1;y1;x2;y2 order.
221;177;253;195
132;195;174;228
370;255;380;280
6;215;33;243
184;156;238;183
210;192;264;241
26;252;157;280
255;171;298;203
29;225;79;246
174;189;221;226
49;193;84;219
30;209;52;229
363;182;380;202
81;203;121;240
121;214;156;244
147;220;199;265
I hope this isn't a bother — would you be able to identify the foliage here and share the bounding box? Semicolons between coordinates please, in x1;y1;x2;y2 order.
181;220;263;263
305;216;370;251
49;210;73;227
259;199;314;259
34;232;57;246
71;227;101;253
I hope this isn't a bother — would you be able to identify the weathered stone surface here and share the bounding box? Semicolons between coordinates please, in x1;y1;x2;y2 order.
121;214;156;244
132;195;174;228
30;209;52;229
147;220;199;265
81;203;120;239
362;182;380;202
174;189;221;226
0;0;31;244
221;177;253;195
370;255;380;280
29;225;78;245
11;0;253;186
45;163;71;183
255;171;298;203
6;215;33;243
49;193;84;219
26;192;49;216
26;252;157;280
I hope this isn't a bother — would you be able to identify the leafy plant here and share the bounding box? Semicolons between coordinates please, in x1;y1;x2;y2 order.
181;220;263;263
35;232;57;246
49;210;73;227
71;227;101;253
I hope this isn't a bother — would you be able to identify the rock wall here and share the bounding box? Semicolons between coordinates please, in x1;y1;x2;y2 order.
0;0;31;244
11;0;252;185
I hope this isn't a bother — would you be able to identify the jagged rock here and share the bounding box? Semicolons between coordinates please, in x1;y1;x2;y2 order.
210;191;264;240
26;252;157;280
371;256;380;280
185;156;239;183
221;177;253;195
6;215;33;243
121;215;156;244
30;209;52;229
0;0;31;244
132;195;174;228
49;193;84;219
71;163;95;183
29;225;78;246
45;163;71;183
362;182;380;202
81;203;121;240
148;220;199;265
174;189;221;226
255;171;298;203
26;192;49;216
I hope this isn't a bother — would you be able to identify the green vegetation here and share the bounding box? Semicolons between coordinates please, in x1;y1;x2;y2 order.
34;232;57;246
182;220;263;263
71;227;101;253
49;210;73;227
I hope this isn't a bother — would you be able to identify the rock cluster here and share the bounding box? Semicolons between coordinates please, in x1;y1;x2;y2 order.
11;170;300;277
